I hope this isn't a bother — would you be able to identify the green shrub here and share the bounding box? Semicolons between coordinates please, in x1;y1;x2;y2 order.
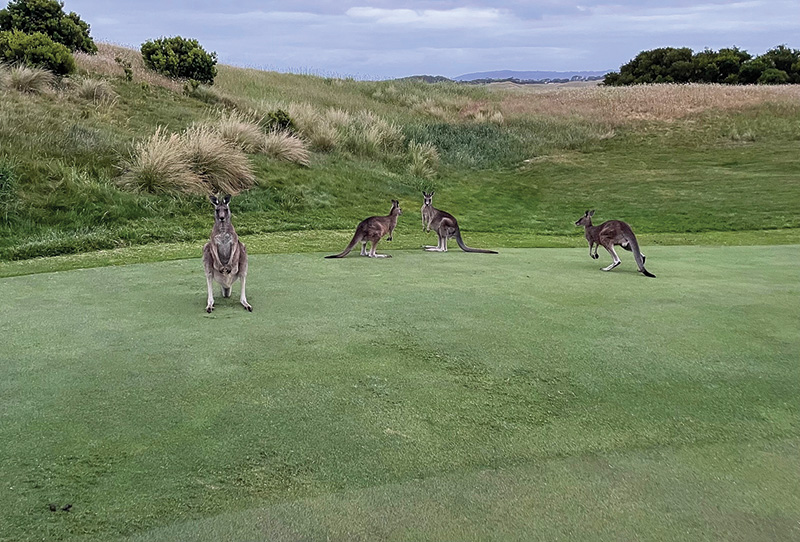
264;109;296;132
140;36;217;84
0;29;75;74
758;68;790;84
0;0;96;53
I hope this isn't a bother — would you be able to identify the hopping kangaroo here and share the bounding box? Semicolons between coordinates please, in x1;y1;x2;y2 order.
421;192;497;254
202;194;253;312
575;210;655;278
325;200;402;259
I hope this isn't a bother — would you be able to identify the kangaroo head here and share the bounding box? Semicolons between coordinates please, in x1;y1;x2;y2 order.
575;209;595;227
210;194;232;223
422;191;435;206
391;199;403;215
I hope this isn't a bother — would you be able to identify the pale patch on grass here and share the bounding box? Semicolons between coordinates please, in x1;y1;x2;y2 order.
261;130;310;166
1;65;55;94
117;126;202;194
499;83;800;124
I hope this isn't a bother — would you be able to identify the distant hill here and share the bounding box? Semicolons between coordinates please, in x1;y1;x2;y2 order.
455;70;609;82
396;75;453;83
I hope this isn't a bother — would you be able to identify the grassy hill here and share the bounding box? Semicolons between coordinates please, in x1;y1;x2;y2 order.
0;43;798;265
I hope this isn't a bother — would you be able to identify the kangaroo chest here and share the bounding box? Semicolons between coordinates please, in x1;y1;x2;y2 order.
214;232;235;264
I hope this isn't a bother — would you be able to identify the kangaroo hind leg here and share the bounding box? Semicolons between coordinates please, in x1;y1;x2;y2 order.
602;245;621;271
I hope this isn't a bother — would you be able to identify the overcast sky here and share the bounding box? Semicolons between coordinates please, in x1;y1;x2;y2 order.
66;1;800;79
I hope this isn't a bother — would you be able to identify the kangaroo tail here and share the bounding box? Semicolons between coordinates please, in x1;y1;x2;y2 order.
623;227;655;278
455;229;498;254
325;231;361;258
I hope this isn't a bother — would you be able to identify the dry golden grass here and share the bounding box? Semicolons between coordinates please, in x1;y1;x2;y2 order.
211;110;263;153
181;125;256;194
498;83;800;124
260;130;310;166
117;127;202;194
118;125;256;195
74;42;182;92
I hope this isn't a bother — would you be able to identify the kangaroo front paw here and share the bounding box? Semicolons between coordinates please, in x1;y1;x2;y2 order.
206;304;214;313
242;302;252;312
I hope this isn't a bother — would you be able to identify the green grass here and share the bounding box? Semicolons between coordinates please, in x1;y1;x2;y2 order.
1;246;798;541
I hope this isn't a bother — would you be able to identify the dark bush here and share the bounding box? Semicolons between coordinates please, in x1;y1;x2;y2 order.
0;29;75;74
758;68;790;85
604;44;798;86
0;0;95;53
140;36;217;84
264;109;295;133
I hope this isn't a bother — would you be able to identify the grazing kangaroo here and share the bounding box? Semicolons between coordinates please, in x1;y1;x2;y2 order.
421;192;498;254
202;194;253;312
575;210;655;278
325;200;403;259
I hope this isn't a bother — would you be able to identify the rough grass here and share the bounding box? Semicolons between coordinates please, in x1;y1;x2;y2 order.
1;246;797;541
74;42;182;92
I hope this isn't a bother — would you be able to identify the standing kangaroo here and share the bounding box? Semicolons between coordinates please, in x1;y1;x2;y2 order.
325;200;403;259
575;210;655;278
203;194;253;312
421;192;498;254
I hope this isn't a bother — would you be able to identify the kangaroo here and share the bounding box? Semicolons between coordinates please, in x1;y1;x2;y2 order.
202;194;253;312
325;200;403;259
575;210;655;278
421;192;498;254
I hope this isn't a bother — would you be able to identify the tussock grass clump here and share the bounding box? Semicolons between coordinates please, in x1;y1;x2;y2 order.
73;77;118;104
1;65;55;94
119;125;256;195
408;140;440;179
261;130;310;166
117;127;201;194
181;124;256;194
212;110;263;153
344;110;405;156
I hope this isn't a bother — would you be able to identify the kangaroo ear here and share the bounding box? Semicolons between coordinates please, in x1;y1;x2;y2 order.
209;195;219;205
222;194;231;204
589;209;595;216
430;191;434;196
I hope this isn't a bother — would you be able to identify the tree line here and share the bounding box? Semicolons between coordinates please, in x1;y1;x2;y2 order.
604;45;800;85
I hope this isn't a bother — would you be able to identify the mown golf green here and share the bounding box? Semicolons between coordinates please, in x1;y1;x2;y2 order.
1;246;798;541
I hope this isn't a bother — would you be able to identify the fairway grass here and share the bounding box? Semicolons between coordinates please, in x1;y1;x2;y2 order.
1;247;798;541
